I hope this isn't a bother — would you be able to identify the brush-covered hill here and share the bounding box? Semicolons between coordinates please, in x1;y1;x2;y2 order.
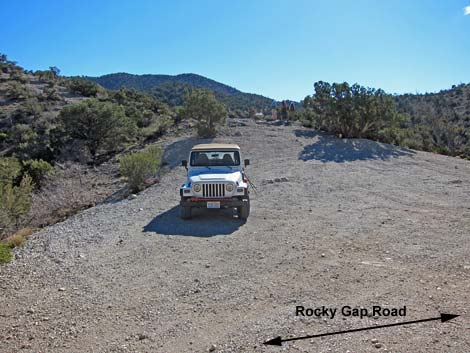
394;83;470;156
0;55;177;240
395;83;470;125
0;65;174;163
87;72;274;111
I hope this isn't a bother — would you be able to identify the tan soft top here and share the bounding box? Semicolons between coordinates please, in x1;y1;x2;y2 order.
191;143;240;151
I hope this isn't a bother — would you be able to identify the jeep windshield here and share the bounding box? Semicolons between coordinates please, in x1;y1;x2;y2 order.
190;150;240;167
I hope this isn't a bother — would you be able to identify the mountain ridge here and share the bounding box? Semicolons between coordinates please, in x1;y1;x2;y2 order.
87;72;274;111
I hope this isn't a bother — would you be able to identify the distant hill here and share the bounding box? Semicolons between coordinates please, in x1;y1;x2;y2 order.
87;73;273;111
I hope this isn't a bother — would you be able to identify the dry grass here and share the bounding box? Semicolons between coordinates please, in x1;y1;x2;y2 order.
0;227;33;264
28;163;123;228
5;227;33;248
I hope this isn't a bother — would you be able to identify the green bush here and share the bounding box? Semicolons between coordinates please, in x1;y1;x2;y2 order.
34;70;56;82
302;81;406;139
9;124;37;144
120;146;162;192
6;82;31;100
108;88;174;129
288;110;303;122
180;89;227;138
22;159;53;187
7;124;39;159
0;157;22;185
0;242;12;264
42;86;62;101
59;99;136;162
10;71;28;84
0;175;33;231
68;77;103;97
22;98;44;116
141;115;173;139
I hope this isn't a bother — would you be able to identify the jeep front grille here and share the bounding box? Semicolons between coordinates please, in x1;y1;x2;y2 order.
202;183;225;198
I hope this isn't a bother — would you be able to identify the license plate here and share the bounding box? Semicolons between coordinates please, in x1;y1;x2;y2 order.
207;201;220;209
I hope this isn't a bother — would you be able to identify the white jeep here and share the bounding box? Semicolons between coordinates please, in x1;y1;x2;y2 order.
179;143;250;220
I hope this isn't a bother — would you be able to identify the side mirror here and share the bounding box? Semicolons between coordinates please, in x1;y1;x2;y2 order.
182;160;187;169
244;159;250;167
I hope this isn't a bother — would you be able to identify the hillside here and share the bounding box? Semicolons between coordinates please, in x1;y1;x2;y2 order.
0;56;177;240
87;72;274;111
0;118;468;352
395;83;470;123
393;84;470;157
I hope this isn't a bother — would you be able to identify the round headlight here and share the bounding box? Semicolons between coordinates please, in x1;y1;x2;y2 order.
193;184;201;192
225;183;234;192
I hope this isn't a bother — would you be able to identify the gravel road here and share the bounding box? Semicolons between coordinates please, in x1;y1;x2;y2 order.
1;118;469;352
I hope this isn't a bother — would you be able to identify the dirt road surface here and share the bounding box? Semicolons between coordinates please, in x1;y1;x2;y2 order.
1;119;469;352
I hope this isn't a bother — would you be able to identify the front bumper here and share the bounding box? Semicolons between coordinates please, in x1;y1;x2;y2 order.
180;197;245;208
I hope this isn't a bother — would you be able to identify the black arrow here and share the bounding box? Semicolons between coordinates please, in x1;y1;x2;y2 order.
264;313;459;346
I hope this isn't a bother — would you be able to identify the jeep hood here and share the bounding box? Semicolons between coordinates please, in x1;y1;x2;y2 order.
189;170;241;183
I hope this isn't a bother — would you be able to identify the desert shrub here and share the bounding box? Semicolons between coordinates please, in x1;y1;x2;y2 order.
119;146;162;192
0;242;12;264
68;77;103;97
141;115;173;140
302;81;406;139
228;109;246;119
9;108;30;124
288;110;303;122
6;82;32;100
59;99;136;162
4;228;33;248
12;227;33;239
150;81;194;107
22;159;53;187
108;88;174;129
0;175;33;233
377;126;413;146
42;86;62;101
34;70;56;82
49;66;60;76
180;89;227;137
5;123;55;161
0;54;23;75
0;157;22;185
8;124;38;158
10;70;28;83
22;98;44;116
196;124;213;138
6;233;26;247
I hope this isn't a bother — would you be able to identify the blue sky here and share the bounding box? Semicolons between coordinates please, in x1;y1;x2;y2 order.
2;0;470;101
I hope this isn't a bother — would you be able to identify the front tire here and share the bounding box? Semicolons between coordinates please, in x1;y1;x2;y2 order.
180;205;191;219
238;196;250;220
